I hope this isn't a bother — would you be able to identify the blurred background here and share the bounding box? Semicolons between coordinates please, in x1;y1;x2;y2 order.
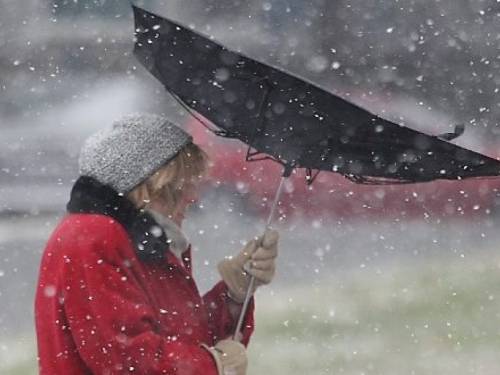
1;0;500;373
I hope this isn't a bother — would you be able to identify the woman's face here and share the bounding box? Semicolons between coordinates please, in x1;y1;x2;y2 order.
170;180;199;227
149;179;200;227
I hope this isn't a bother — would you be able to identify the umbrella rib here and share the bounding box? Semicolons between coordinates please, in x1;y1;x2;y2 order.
245;147;278;163
306;169;321;185
163;83;231;136
246;79;272;139
345;175;415;184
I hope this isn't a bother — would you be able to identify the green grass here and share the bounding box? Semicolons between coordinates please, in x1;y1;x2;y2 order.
0;335;37;375
249;256;500;375
3;255;500;375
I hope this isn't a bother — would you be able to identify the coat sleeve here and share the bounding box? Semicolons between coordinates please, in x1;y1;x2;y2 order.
202;281;255;346
60;221;218;375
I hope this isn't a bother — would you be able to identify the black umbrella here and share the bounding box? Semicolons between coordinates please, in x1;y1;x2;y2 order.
132;5;500;336
132;6;500;184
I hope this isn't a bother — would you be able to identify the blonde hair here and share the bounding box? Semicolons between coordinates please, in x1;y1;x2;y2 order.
127;143;209;212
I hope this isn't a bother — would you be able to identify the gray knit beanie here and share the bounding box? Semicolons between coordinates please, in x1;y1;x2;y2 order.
79;113;193;193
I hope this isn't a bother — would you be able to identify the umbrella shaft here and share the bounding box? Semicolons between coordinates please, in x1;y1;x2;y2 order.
232;275;256;340
266;174;287;228
233;173;288;339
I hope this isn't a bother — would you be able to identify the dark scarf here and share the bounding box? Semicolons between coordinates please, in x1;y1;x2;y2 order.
67;176;168;261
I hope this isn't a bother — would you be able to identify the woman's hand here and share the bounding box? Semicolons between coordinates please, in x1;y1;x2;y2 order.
201;339;248;375
218;229;279;302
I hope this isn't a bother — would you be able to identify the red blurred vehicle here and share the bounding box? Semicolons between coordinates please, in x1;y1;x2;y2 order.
185;94;500;221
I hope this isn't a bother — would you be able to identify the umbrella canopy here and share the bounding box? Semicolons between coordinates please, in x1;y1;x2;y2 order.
132;5;500;184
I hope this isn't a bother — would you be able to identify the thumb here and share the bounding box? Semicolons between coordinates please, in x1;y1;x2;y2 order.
262;228;279;249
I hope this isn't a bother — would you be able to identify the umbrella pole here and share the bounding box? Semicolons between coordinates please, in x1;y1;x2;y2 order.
233;166;291;340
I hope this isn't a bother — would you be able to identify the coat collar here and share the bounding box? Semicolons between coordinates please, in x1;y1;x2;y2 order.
146;209;189;260
66;176;168;261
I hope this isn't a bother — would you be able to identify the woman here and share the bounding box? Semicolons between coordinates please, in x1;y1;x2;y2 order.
35;113;279;374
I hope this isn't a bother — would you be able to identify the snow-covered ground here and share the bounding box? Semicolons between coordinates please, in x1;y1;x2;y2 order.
250;256;500;374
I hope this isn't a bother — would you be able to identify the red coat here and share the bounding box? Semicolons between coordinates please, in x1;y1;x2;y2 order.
35;213;254;374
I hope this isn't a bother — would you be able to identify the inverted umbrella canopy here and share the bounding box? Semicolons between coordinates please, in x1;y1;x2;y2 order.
132;5;500;184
